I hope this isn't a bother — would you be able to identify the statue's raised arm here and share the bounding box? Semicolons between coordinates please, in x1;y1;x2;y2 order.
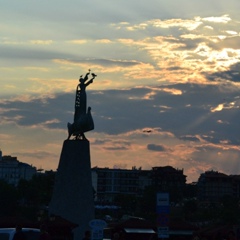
67;70;97;140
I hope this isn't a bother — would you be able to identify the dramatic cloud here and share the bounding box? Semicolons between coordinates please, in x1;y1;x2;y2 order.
1;0;240;182
147;144;167;152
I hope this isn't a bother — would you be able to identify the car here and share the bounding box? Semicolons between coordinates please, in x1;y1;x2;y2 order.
0;228;40;240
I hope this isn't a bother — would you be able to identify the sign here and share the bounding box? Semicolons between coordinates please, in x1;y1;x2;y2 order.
157;193;169;206
156;205;170;214
158;227;169;239
89;219;107;229
157;213;169;226
156;193;169;239
91;228;104;240
89;219;107;240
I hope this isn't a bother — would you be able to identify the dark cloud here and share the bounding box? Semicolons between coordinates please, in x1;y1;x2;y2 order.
211;36;240;50
0;94;73;129
174;38;204;51
179;135;200;142
167;66;184;71
92;139;110;145
204;62;240;82
1;82;240;146
68;58;141;67
195;145;240;153
0;45;73;61
95;139;131;151
0;44;142;68
11;151;58;159
147;144;166;152
103;146;128;151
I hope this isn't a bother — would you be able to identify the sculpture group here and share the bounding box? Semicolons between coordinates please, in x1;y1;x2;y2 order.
68;70;97;140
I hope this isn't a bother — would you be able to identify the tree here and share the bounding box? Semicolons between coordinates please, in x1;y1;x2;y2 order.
16;171;55;221
17;171;55;206
0;180;19;216
220;194;240;223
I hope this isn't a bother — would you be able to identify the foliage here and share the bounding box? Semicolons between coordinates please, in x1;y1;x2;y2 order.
183;199;198;219
1;172;240;226
0;180;19;216
17;171;55;206
114;194;138;216
219;194;240;224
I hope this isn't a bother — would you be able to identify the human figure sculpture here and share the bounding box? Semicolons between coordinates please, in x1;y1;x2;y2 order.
67;70;97;140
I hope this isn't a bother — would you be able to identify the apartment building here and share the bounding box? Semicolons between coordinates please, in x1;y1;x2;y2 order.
0;150;37;186
197;170;234;201
91;166;186;203
231;175;240;198
151;166;187;202
92;167;143;202
151;166;186;189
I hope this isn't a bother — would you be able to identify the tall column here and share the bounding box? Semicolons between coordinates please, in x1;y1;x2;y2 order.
49;140;94;240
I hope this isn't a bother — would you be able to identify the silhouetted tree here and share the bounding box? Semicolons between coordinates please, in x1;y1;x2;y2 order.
114;194;137;214
183;199;198;220
17;171;55;206
0;180;19;216
220;194;240;224
139;185;158;220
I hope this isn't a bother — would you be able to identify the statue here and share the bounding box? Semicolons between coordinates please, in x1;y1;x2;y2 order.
67;70;97;140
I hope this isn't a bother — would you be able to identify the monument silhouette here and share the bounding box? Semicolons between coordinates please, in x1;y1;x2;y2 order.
49;70;97;240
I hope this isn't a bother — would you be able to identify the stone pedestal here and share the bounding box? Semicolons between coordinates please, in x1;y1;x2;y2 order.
49;140;94;240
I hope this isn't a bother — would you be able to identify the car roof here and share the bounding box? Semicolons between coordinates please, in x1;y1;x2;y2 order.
0;228;40;232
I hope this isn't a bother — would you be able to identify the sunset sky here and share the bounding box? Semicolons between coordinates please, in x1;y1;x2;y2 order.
1;0;240;183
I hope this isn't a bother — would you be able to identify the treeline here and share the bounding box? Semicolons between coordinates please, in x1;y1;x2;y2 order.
1;172;240;225
0;171;55;220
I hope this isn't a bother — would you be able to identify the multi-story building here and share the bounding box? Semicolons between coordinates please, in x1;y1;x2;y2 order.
231;175;240;198
138;168;152;194
151;166;187;202
92;167;144;202
91;166;186;203
197;170;233;201
0;150;37;186
151;166;186;189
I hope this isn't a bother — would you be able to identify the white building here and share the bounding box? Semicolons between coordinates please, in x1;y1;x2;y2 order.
0;150;37;186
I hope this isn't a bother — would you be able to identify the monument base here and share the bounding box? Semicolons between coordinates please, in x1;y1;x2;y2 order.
49;140;94;240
